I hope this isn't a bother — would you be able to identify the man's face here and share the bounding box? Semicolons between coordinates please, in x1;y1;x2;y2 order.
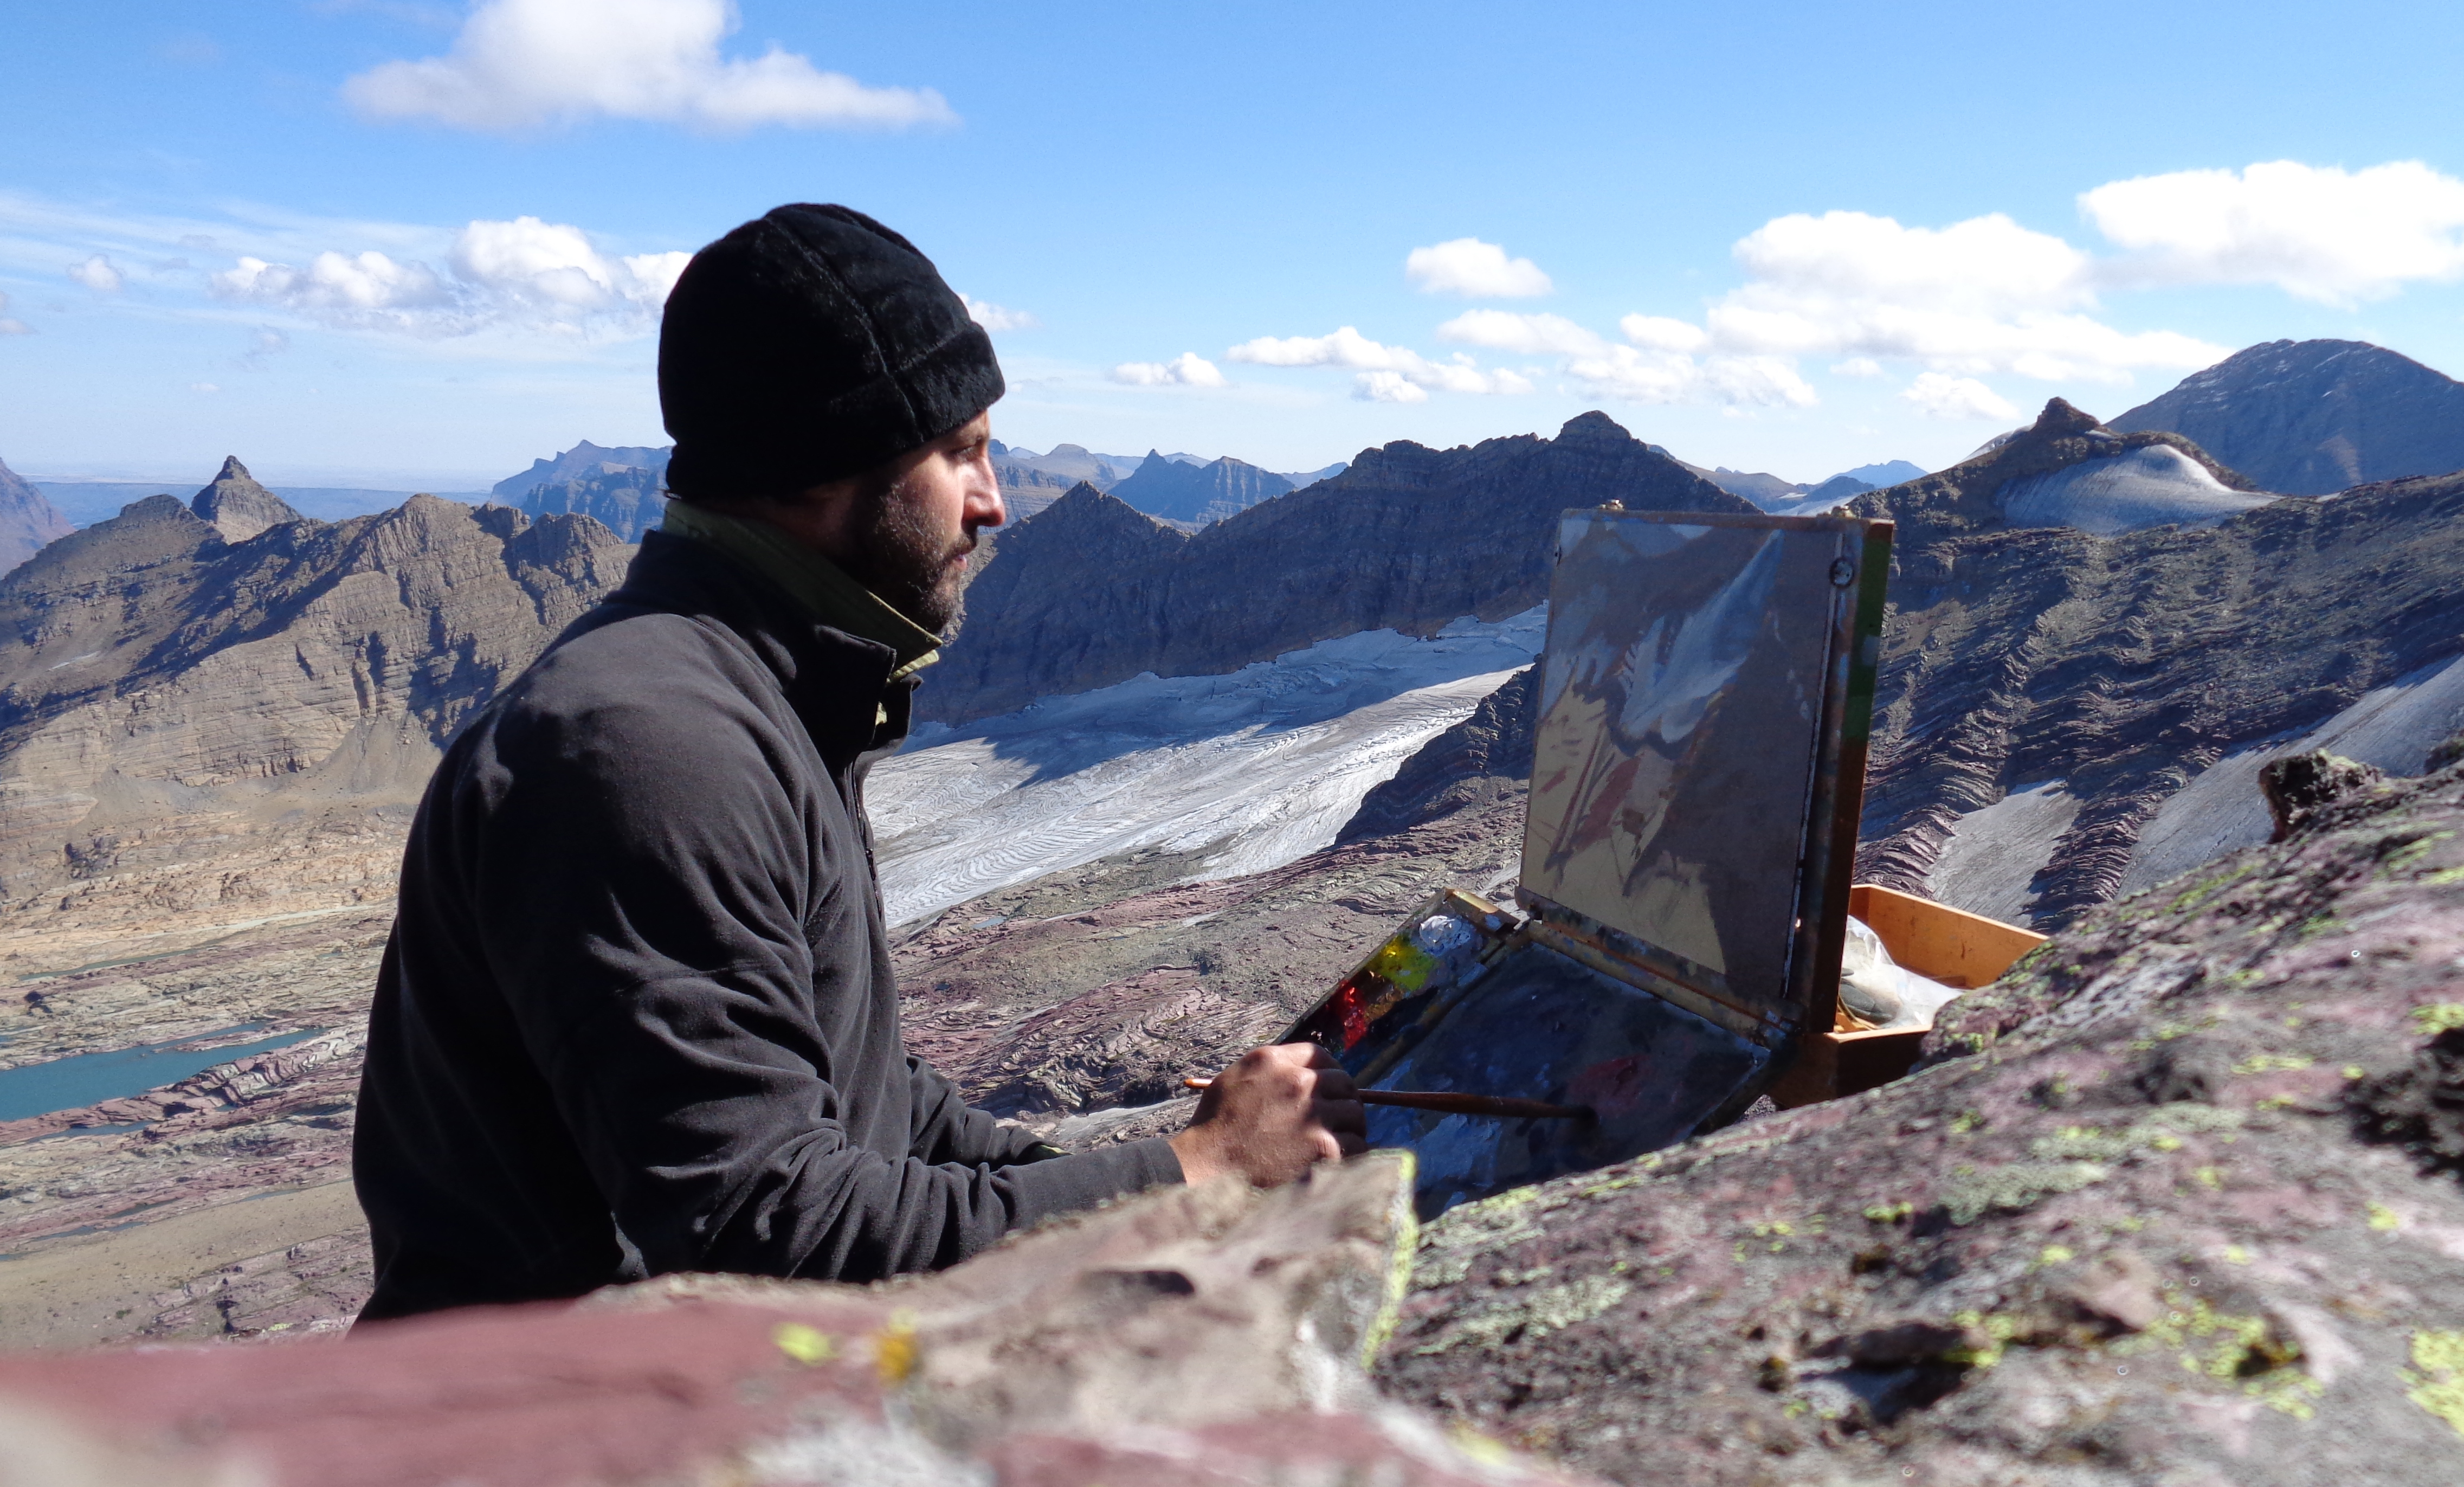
838;413;1004;634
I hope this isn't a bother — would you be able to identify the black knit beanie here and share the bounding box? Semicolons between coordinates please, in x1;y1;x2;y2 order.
659;204;1004;499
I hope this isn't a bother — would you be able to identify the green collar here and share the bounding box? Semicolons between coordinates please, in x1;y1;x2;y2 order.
660;500;940;681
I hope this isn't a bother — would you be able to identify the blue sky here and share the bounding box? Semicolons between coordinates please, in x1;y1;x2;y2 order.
4;0;2462;492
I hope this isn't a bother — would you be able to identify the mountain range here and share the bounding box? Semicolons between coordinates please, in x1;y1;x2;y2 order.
922;412;1755;724
2113;338;2464;494
491;440;670;502
1344;394;2462;933
1665;455;1930;512
517;461;666;542
1103;450;1296;525
0;485;628;933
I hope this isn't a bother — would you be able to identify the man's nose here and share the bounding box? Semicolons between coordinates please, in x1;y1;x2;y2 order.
965;468;1006;530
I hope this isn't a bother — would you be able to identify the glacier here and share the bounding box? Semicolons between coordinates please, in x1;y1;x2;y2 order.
869;609;1546;927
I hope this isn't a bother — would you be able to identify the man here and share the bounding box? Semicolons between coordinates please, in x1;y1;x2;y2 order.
352;204;1363;1322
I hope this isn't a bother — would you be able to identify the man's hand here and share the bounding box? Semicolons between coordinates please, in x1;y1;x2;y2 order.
1169;1044;1367;1188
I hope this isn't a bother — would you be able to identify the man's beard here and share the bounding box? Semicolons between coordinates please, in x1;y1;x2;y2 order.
845;475;973;638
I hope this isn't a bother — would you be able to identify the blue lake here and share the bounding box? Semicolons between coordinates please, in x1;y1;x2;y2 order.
0;1026;321;1124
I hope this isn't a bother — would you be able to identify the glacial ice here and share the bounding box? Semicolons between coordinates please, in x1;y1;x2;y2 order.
1999;444;2277;536
869;609;1547;926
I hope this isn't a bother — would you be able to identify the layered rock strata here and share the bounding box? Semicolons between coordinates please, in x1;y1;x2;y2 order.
1852;406;2461;925
0;493;630;948
1343;401;2464;930
923;413;1755;724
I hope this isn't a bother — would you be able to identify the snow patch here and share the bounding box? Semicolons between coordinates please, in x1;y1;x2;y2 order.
870;610;1547;926
1999;445;2278;536
2119;652;2464;897
1925;780;2081;925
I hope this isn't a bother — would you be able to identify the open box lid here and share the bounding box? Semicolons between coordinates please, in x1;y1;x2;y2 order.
1515;507;1894;1053
1279;507;1894;1216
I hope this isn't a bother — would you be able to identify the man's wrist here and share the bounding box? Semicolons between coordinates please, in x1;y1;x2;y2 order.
1166;1126;1220;1186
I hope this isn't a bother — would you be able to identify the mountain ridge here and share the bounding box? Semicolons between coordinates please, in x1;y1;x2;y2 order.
2113;338;2464;495
921;411;1756;725
1106;450;1294;525
0;493;630;931
491;440;670;501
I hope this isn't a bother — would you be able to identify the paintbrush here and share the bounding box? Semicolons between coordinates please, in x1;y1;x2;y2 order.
1181;1076;1592;1122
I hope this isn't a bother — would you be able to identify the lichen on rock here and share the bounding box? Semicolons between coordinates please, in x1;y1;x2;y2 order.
1378;749;2464;1485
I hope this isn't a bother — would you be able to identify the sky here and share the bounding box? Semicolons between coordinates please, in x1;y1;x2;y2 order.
4;0;2463;493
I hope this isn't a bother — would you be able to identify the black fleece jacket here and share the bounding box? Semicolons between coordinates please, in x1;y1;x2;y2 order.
352;531;1181;1321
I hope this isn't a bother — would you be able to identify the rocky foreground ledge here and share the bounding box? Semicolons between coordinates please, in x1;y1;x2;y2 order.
0;1154;1593;1486
1;753;2460;1484
1383;749;2464;1484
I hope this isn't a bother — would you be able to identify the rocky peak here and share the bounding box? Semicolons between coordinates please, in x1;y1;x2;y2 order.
1850;399;2265;546
190;456;306;544
2029;396;2103;437
1108;453;1295;526
2111;338;2464;494
1554;409;1636;445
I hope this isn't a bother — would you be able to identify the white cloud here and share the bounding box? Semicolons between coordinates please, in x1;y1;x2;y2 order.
67;253;124;292
342;0;954;133
1830;357;1885;378
1563;345;1817;409
1353;371;1430;403
1225;325;1529;397
1404;238;1553;298
0;291;28;335
1110;352;1227;388
213;250;450;326
1436;310;1606;356
1618;314;1709;354
1701;356;1820;408
962;294;1038;332
1736;210;2096;316
451;215;686;310
1901;372;2017;421
190;382;221;394
209;216;680;336
2081;159;2464;306
1610;209;2228;390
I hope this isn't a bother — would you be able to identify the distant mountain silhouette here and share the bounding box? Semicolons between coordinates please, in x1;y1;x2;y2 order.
520;464;663;542
2111;339;2464;495
492;441;670;502
1107;452;1294;525
0;455;75;574
990;442;1140;491
1280;462;1350;488
1648;453;1925;512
